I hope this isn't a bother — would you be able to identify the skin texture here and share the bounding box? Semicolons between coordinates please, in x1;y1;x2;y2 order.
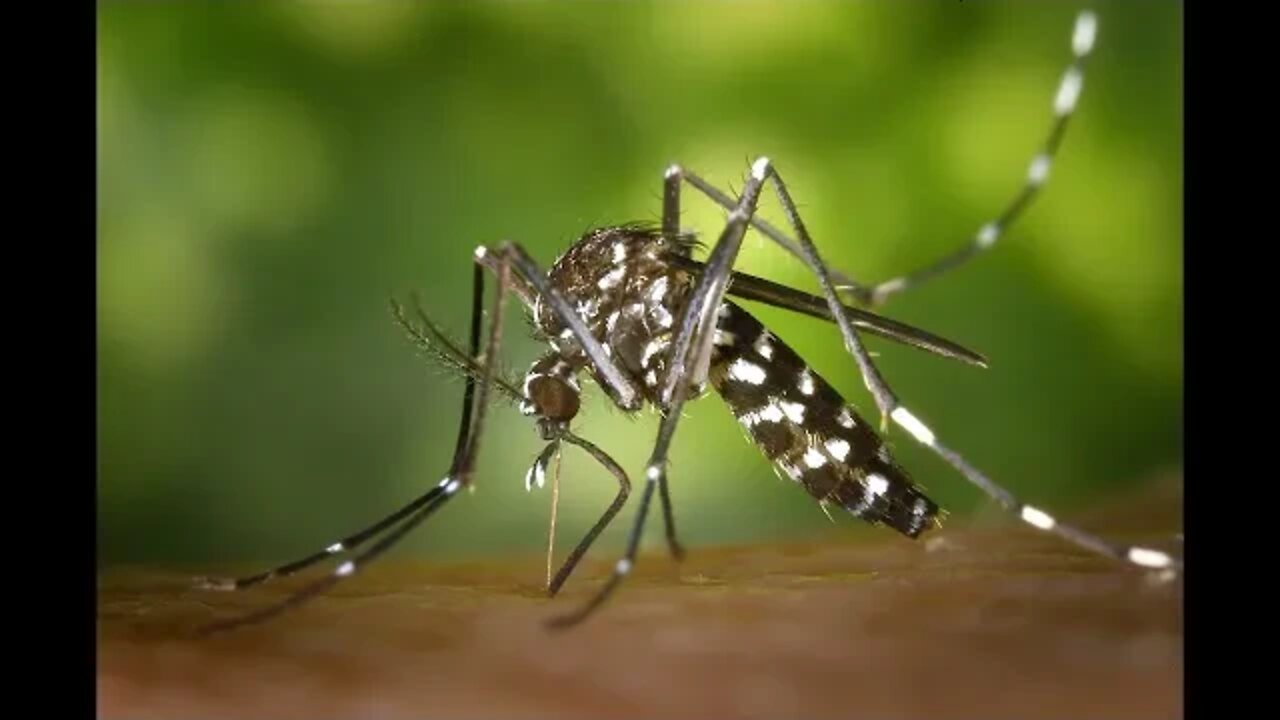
98;474;1182;720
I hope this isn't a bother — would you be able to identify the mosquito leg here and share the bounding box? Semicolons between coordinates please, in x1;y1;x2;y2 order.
677;155;901;429
647;165;713;562
196;255;509;635
546;430;632;597
863;11;1099;306
674;166;873;302
761;161;1181;576
887;404;1181;573
475;243;644;415
191;487;451;593
678;11;1098;310
546;158;771;629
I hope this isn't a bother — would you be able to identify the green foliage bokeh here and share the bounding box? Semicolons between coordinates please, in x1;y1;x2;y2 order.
98;1;1182;567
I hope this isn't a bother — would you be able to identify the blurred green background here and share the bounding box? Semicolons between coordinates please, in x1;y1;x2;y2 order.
98;1;1182;569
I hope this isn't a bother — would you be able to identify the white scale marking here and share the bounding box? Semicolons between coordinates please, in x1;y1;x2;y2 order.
824;437;851;461
1128;547;1174;569
745;402;786;427
647;276;668;304
1027;153;1051;186
326;542;344;554
803;447;827;469
752;156;772;180
577;298;600;319
1055;67;1083;115
1020;505;1057;530
779;399;806;423
616;558;632;575
612;241;627;264
797;369;815;396
653;304;673;329
836;408;856;429
891;406;936;446
642;337;670;368
760;402;785;423
336;561;355;577
753;331;774;360
1073;11;1098;56
728;357;767;385
976;223;1000;249
866;473;889;498
597;265;626;290
714;329;736;347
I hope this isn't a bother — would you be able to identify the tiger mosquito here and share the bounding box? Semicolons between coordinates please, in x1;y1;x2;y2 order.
194;10;1181;634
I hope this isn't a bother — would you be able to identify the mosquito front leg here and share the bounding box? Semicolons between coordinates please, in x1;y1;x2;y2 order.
195;259;509;635
544;431;632;597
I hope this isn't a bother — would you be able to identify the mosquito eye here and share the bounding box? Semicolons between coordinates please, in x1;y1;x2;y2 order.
527;375;581;422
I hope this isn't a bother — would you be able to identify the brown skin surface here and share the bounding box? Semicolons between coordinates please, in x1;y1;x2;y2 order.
99;477;1182;720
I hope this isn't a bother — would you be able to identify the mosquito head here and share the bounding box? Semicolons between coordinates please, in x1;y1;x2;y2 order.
527;374;581;424
520;353;584;430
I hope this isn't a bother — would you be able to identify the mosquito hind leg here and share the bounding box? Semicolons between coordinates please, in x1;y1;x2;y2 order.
756;158;1181;577
860;11;1099;307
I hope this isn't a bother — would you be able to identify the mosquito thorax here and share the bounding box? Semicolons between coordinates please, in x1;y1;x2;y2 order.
528;225;702;413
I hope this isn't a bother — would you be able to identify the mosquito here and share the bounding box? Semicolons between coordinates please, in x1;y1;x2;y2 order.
194;9;1181;634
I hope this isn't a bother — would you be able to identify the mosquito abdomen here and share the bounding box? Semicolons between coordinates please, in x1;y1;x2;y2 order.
707;300;939;538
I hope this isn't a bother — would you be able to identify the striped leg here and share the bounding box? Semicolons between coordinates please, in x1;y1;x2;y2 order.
888;404;1180;573
760;159;1180;575
674;10;1099;310
195;259;504;635
862;10;1099;307
195;237;650;634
